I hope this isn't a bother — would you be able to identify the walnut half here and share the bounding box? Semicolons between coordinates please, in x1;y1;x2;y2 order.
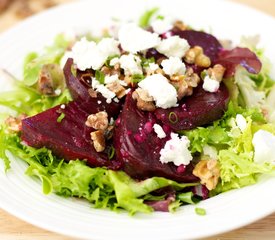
91;130;105;152
86;111;108;130
193;159;220;190
132;88;156;112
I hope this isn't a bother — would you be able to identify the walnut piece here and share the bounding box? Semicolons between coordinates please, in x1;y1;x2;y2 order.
173;20;188;31
207;64;226;82
184;46;211;68
88;88;98;98
132;88;156;111
91;130;105;152
5;114;27;132
170;68;200;100
101;66;121;77
106;81;126;99
193;159;220;190
86;111;108;130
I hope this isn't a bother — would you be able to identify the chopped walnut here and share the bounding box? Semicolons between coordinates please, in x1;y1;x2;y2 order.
91;130;105;152
86;111;108;130
37;64;65;97
106;81;126;99
132;88;156;112
88;88;98;98
5;114;27;132
207;64;226;82
101;66;121;77
184;46;211;68
173;20;188;31
170;68;200;100
185;68;200;87
193;159;220;190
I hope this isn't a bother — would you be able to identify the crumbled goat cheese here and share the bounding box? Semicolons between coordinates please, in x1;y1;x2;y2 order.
138;74;178;109
119;54;143;75
109;57;120;66
54;89;62;96
148;63;159;71
203;145;218;160
160;133;192;166
236;114;247;133
153;124;166;139
252;130;275;164
71;37;120;71
104;74;127;87
118;23;160;53
60;104;66;109
156;36;190;58
92;78;116;103
161;57;186;76
97;38;120;56
151;19;173;34
203;76;220;93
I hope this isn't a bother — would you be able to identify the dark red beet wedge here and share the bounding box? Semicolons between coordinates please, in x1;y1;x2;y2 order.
154;84;229;131
63;58;121;117
21;102;121;170
113;92;198;183
171;30;222;62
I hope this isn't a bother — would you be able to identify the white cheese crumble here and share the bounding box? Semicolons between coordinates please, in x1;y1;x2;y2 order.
109;57;120;66
156;36;190;58
54;89;62;96
161;57;186;76
160;133;192;166
203;76;220;93
119;54;143;75
118;23;160;53
148;63;159;71
138;74;178;109
91;78;116;103
252;130;275;164
153;124;166;139
203;145;218;160
104;74;127;86
60;104;66;109
71;37;120;71
236;114;247;133
151;19;173;34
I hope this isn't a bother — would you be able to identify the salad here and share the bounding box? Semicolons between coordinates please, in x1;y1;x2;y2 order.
1;8;275;215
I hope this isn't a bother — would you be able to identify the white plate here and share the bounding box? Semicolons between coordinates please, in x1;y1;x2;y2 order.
0;0;275;239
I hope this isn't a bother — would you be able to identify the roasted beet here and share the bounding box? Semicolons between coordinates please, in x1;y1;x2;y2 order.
146;30;222;69
169;30;222;62
21;102;121;170
63;58;121;117
154;84;229;131
113;93;198;183
215;47;262;77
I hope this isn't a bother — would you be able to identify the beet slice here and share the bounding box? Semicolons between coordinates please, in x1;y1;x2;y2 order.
146;30;222;73
154;84;229;131
113;93;198;183
21;102;121;170
170;30;222;62
63;58;121;117
215;47;262;77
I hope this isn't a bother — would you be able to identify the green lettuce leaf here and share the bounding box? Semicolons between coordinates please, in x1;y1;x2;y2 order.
1;129;197;214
